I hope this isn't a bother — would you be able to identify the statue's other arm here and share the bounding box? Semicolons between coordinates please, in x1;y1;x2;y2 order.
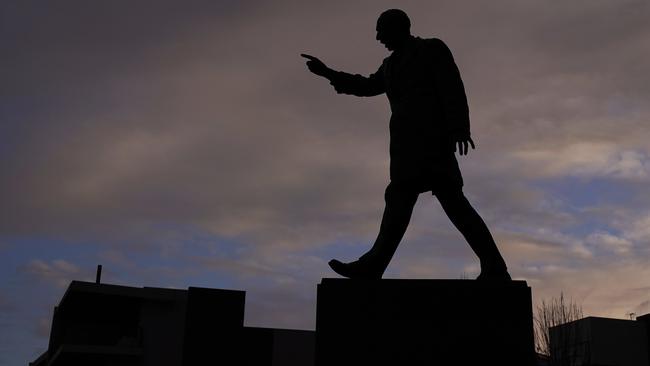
301;53;385;97
429;39;474;155
430;39;470;139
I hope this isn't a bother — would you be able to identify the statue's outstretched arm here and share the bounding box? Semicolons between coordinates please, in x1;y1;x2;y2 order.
301;53;385;97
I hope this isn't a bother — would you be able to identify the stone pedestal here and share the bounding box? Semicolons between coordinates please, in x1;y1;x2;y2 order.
315;279;535;366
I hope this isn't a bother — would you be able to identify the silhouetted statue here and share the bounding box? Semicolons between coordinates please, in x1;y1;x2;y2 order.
302;9;510;281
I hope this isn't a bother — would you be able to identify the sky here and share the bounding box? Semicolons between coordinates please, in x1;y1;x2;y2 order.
2;0;650;363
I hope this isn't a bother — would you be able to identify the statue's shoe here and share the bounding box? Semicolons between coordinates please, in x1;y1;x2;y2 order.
328;259;382;280
476;270;512;282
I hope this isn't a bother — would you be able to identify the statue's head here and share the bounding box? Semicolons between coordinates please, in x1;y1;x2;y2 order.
376;9;411;51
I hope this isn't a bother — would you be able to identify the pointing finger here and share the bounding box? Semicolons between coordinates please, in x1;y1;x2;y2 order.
300;53;318;61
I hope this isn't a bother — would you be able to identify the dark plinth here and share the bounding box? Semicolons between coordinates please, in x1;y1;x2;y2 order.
315;279;535;366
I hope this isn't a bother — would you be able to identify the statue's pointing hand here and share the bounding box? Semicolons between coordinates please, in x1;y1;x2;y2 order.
301;53;330;77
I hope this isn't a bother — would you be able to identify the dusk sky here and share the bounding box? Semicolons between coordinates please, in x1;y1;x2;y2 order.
2;1;650;364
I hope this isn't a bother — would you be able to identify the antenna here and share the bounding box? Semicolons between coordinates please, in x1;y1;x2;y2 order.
95;264;102;284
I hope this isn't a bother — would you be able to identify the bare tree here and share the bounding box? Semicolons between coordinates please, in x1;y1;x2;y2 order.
534;292;587;366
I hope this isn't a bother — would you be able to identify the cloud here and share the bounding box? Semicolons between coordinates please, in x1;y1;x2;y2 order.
3;0;650;249
34;317;51;339
0;293;14;313
512;144;650;180
20;259;90;288
585;230;633;255
634;299;650;316
620;212;650;244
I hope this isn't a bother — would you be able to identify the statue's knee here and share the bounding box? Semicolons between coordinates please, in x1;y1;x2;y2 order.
436;188;468;209
384;182;417;204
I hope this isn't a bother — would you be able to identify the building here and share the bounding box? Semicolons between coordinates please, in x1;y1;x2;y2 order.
30;280;314;366
550;314;650;366
33;278;538;365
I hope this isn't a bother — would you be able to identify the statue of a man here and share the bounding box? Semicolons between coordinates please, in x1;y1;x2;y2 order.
302;9;510;281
